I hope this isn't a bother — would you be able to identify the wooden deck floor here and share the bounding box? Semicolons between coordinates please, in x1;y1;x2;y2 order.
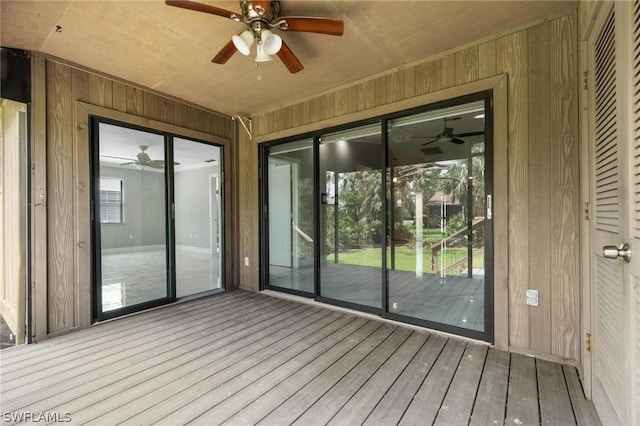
0;290;600;425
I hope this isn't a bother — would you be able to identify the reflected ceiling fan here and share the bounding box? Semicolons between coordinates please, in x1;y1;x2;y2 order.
165;0;344;73
103;145;179;169
414;117;484;146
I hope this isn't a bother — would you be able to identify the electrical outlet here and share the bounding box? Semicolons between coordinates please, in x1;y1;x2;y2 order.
526;289;539;306
244;257;249;266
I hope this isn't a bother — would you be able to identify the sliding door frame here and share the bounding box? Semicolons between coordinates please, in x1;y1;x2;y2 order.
260;90;494;342
90;115;226;322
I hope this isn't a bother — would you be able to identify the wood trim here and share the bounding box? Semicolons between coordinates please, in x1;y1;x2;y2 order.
31;53;48;342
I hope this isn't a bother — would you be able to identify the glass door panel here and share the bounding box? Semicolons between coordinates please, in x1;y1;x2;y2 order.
318;123;383;309
96;122;168;313
387;100;487;332
266;139;314;294
173;138;223;297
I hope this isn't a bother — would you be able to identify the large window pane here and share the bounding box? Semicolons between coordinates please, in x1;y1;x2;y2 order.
174;138;223;297
387;101;487;331
98;123;168;312
319;123;383;308
266;139;314;293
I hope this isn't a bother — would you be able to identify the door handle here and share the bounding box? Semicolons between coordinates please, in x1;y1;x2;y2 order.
602;243;631;263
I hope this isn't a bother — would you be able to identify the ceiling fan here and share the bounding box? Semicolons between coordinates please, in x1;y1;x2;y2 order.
103;145;180;169
414;117;484;146
165;0;344;73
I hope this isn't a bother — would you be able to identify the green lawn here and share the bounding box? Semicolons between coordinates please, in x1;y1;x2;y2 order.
327;246;484;274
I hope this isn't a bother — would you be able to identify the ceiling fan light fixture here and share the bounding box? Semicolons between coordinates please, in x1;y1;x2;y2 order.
260;29;282;55
255;42;274;62
232;30;254;56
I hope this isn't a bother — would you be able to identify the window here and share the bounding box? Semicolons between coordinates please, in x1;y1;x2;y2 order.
99;177;123;223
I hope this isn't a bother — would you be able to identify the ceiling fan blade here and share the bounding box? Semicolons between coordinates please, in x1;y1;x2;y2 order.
276;41;303;73
252;0;271;16
119;162;135;166
103;155;136;161
278;17;344;36
420;138;439;146
411;135;439;139
451;138;466;144
456;131;484;137
212;40;238;64
165;1;238;20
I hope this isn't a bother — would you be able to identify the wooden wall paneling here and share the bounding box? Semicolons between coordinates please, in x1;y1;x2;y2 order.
112;81;127;113
225;122;239;289
403;66;417;100
143;91;158;121
172;102;188;129
387;71;405;104
1;105;6;337
455;46;480;85
527;21;552;354
217;115;232;139
275;105;293;131
549;14;579;360
238;125;258;291
71;68;89;105
493;76;510;351
357;80;375;111
415;59;443;96
442;53;457;89
373;76;388;107
334;88;350;117
155;97;174;124
89;74;112;109
73;103;91;329
46;60;77;334
292;101;310;128
309;96;326;124
346;86;359;114
31;54;48;342
126;86;144;116
497;29;530;350
323;93;335;120
195;109;213;135
187;105;198;130
479;41;497;80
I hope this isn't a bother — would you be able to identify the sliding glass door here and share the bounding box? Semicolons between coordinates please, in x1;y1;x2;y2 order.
261;93;492;341
174;138;223;297
318;123;383;310
92;119;224;320
386;100;491;334
96;122;169;314
264;139;314;295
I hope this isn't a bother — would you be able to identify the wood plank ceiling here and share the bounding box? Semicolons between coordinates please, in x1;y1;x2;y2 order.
0;1;576;116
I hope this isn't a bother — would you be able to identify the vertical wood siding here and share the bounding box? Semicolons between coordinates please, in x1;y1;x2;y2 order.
44;59;233;337
246;14;580;361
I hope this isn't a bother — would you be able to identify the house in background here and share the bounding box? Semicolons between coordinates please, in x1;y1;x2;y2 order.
0;0;638;424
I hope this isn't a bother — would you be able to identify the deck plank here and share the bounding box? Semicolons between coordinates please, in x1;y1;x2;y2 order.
399;339;467;425
562;365;602;426
469;348;510;425
363;334;448;426
506;353;540;426
434;343;488;425
0;291;600;426
159;321;388;424
537;359;576;425
325;331;429;426
291;327;413;426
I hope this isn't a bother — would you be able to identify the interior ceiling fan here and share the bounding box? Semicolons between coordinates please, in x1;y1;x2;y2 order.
103;145;180;169
414;117;484;146
165;0;344;73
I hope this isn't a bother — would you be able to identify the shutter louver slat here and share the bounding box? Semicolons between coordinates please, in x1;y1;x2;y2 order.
595;9;620;233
